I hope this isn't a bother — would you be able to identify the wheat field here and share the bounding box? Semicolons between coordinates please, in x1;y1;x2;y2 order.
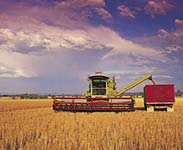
0;98;183;150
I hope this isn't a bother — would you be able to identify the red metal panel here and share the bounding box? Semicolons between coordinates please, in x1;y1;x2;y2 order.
53;97;132;100
53;97;134;111
53;101;133;105
144;84;175;103
55;107;133;111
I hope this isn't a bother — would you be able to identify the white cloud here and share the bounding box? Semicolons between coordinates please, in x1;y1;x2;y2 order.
0;15;163;79
153;74;173;79
0;50;38;78
56;0;105;9
157;19;183;52
0;1;182;93
95;8;112;20
0;67;30;78
117;5;135;18
56;0;112;20
0;3;162;80
144;0;174;17
175;19;183;29
0;17;161;59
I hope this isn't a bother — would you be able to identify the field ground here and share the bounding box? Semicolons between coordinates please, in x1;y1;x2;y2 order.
0;97;183;150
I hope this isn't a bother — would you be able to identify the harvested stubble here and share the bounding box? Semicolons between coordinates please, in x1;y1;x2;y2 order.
0;98;183;150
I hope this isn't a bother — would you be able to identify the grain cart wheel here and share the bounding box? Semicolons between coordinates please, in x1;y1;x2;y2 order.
147;106;154;112
167;106;174;112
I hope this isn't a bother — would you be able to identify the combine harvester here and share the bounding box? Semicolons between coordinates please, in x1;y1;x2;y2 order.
53;72;175;112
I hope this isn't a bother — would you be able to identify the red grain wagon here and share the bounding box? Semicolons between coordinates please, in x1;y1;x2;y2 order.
144;84;175;112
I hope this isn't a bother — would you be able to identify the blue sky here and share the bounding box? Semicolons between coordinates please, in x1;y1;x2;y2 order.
0;0;182;94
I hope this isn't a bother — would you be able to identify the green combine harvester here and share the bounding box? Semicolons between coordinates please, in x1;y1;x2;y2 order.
53;72;155;112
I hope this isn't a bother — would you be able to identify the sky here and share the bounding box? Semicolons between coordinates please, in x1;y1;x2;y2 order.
0;0;183;94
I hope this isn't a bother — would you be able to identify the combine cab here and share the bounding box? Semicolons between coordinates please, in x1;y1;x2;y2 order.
53;72;156;112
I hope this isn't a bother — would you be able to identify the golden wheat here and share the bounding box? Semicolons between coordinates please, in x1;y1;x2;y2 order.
0;99;52;112
0;98;183;150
